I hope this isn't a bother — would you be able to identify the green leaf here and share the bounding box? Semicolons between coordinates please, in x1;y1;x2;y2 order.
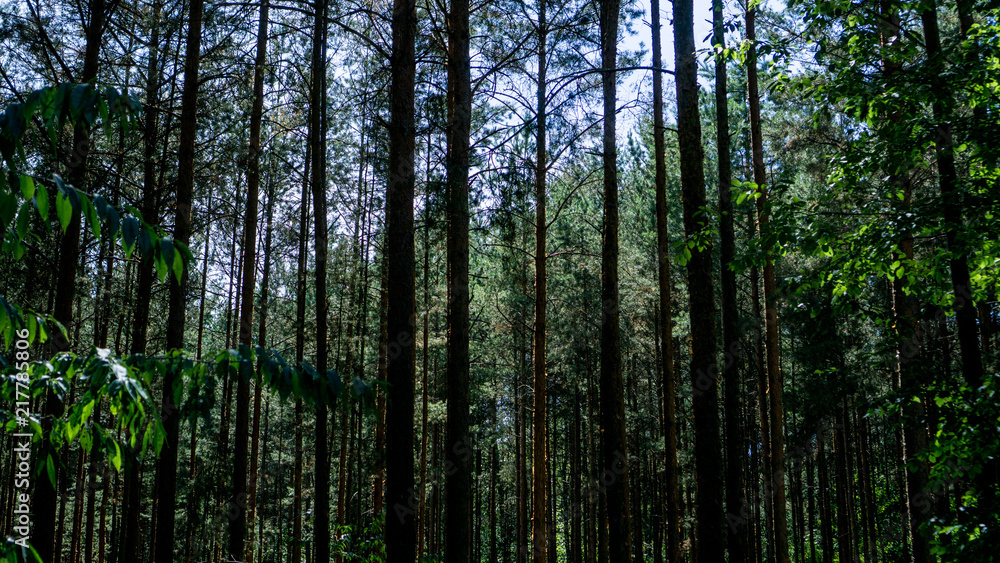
161;238;175;272
35;180;49;223
80;193;100;239
19;175;34;199
137;228;153;259
92;194;108;219
106;439;122;471
55;191;72;234
105;206;120;238
121;216;139;256
155;252;168;282
16;200;31;239
172;247;184;283
46;454;56;488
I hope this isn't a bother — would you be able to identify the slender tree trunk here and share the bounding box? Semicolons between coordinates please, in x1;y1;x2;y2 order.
247;174;275;563
292;127;311;563
746;6;789;561
516;302;528;563
491;443;499;562
417;210;429;558
444;0;473;554
833;410;854;562
714;0;746;558
231;2;269;558
818;436;833;563
874;8;931;561
195;180;214;361
385;0;419;557
750;255;773;561
571;392;582;563
919;0;983;388
310;0;332;557
375;251;389;522
155;0;202;558
598;0;632;559
674;0;724;558
807;452;816;563
531;2;549;560
650;2;680;560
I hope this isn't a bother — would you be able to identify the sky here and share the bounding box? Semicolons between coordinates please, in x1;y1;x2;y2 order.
618;0;718;130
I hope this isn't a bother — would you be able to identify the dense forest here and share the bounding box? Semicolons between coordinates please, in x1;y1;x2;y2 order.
0;0;998;560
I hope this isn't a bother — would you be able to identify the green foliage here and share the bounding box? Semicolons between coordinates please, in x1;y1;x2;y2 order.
0;86;192;350
0;539;41;563
331;515;386;562
0;84;382;557
920;374;1000;560
0;347;163;480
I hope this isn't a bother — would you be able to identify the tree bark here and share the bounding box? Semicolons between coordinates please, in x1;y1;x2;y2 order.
818;435;834;563
247;170;275;563
920;0;983;388
746;6;789;561
714;0;746;559
674;0;724;559
36;0;106;557
650;1;680;560
310;0;333;556
417;205;429;558
231;1;269;558
385;0;419;557
444;0;473;555
598;0;632;560
291;128;310;563
156;0;203;557
531;2;549;560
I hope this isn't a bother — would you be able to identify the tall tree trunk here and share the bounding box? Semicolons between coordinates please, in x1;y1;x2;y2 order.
834;410;854;562
746;6;789;561
292;128;311;563
231;2;269;558
875;4;931;560
919;0;983;388
417;207;429;558
385;0;419;557
807;452;816;563
247;173;275;563
120;3;162;556
714;0;746;559
598;0;632;560
445;0;473;555
156;0;202;557
571;392;582;563
491;443;499;563
650;1;680;560
310;0;332;557
674;0;724;559
751;258;773;561
516;300;528;563
375;234;389;522
531;2;548;560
